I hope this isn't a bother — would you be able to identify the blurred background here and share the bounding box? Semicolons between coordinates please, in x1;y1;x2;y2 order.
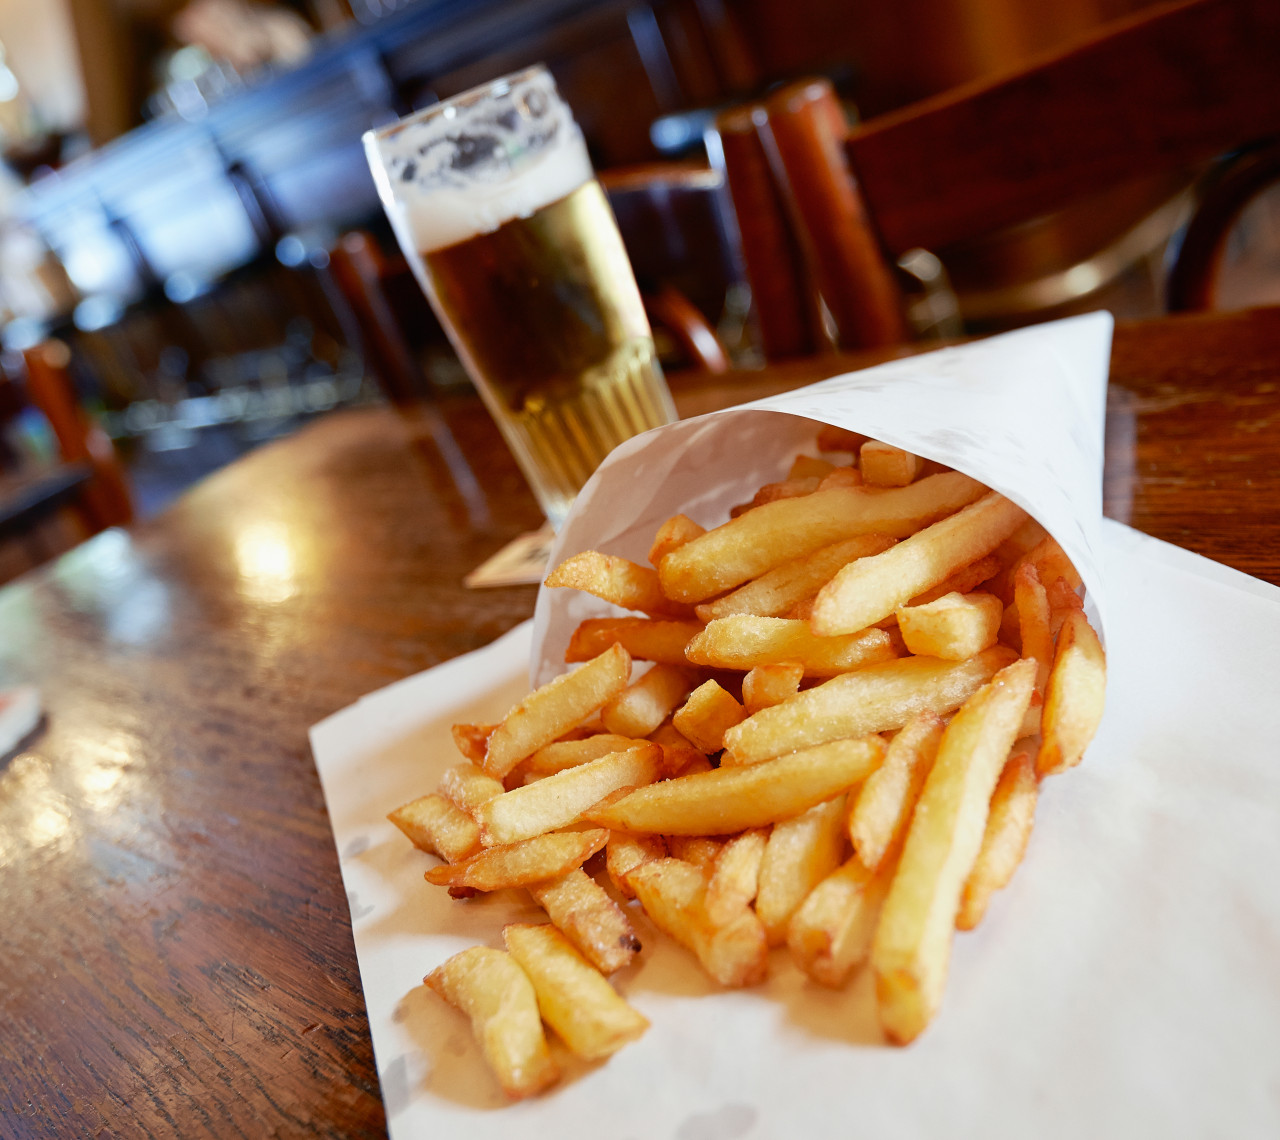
0;0;1277;582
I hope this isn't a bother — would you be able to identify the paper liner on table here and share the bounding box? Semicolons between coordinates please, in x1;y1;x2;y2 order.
532;312;1112;685
311;516;1280;1137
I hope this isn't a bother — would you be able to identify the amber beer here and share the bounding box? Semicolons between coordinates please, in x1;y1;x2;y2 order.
365;67;675;526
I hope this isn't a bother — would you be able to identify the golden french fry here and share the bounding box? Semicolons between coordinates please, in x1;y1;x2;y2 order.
672;679;746;753
723;647;1017;766
627;858;769;987
896;592;1003;661
452;723;497;764
957;749;1038;930
1014;562;1053;692
520;733;639;776
647;719;707;774
703;828;768;925
907;553;1002;608
1036;609;1106;777
484;643;631;778
425;947;558;1099
787;854;895;988
666;835;723;869
589;736;884;836
648;513;706;566
388;793;480;862
658;472;988;604
528;868;641;974
872;658;1036;1045
1020;535;1084;594
739;475;823;513
1045;575;1085;637
694;534;896;623
424;829;608;891
848;711;944;869
789;454;837;480
439;763;506;814
545;550;691;618
565;618;704;666
502;924;649;1059
606;832;667;899
811;492;1028;636
476;743;663;846
860;441;924;487
818;466;863;490
741;662;804;715
602;664;699;738
686;616;898;678
755;795;848;945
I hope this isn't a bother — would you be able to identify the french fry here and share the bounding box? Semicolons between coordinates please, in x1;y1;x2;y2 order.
703;828;768;925
872;658;1036;1045
1036;609;1106;776
811;492;1029;636
626;858;769;987
848;711;944;869
528;868;641;974
658;472;988;604
906;553;1002;608
545;550;691;618
484;643;631;778
565;618;704;666
860;440;924;487
424;829;608;891
606;832;667;899
388;793;480;862
666;836;723;869
686;616;898;677
589;736;885;836
425;947;558;1099
737;475;823;514
755;795;848;944
818;466;863;490
452;723;496;764
789;454;838;480
502;924;650;1059
476;743;663;846
787;854;895;988
439;763;506;814
1020;535;1084;594
694;534;896;623
1014;562;1053;693
722;647;1017;766
672;679;746;753
957;750;1038;930
520;733;639;776
741;662;804;715
647;719;707;774
896;592;1003;661
648;513;706;566
602;664;699;738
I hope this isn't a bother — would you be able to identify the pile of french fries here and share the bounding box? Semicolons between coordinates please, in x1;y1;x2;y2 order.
390;425;1106;1098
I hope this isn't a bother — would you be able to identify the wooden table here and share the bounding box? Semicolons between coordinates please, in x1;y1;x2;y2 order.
2;306;1279;1138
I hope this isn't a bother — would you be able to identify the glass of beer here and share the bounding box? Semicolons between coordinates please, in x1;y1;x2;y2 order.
363;66;677;527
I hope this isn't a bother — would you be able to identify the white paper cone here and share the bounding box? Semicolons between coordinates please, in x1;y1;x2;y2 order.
532;312;1113;684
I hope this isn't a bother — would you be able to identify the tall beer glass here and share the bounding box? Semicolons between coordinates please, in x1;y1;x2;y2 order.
364;66;677;527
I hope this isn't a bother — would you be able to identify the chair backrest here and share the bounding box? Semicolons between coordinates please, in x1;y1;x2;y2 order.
21;340;134;532
715;0;1280;358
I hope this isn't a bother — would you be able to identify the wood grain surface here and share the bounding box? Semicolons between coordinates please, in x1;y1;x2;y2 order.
2;306;1280;1137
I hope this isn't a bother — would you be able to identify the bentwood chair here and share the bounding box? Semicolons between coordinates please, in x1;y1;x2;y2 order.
713;0;1280;359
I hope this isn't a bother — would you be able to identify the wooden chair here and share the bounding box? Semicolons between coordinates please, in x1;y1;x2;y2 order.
0;339;133;580
713;0;1280;358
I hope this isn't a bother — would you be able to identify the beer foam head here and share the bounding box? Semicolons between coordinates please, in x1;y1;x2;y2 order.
365;67;594;254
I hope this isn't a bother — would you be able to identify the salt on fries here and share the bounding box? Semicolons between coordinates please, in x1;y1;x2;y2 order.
391;429;1105;1096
